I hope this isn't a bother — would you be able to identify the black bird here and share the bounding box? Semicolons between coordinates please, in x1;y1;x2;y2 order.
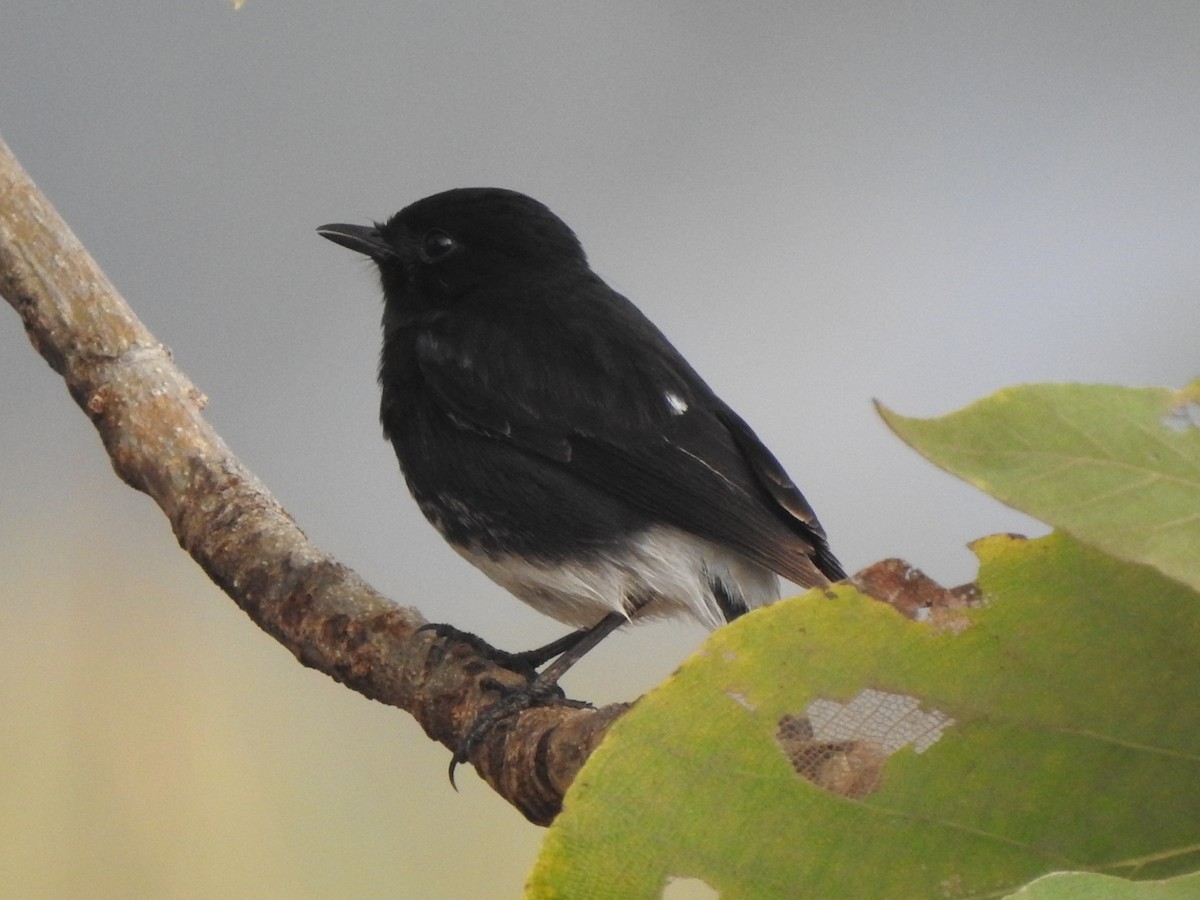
319;188;844;752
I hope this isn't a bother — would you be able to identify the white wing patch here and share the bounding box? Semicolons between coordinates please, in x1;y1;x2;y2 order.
664;391;689;415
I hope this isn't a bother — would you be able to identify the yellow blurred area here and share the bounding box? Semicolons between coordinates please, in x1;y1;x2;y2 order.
0;496;543;899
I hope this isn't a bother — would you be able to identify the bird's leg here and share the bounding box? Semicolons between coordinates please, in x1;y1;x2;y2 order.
508;626;595;669
522;612;627;687
450;612;629;783
417;621;597;675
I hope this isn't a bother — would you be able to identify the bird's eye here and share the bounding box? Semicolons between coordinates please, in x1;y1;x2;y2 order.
420;229;458;262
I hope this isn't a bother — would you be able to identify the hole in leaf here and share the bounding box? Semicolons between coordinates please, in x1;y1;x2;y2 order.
1162;400;1200;432
662;875;719;899
777;689;955;797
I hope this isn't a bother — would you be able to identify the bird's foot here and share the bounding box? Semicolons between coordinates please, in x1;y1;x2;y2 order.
419;615;626;785
417;623;584;785
449;673;591;787
416;621;541;679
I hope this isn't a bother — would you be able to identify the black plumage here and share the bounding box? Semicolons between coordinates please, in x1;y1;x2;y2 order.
319;187;843;670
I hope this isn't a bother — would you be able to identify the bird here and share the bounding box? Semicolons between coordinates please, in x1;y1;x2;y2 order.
318;188;844;759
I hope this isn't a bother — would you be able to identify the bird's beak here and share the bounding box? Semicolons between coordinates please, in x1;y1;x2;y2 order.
316;223;395;261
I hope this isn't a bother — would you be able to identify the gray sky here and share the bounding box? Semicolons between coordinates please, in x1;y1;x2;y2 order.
3;4;1198;897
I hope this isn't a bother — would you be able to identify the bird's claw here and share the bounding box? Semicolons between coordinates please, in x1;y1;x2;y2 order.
447;676;586;788
417;622;542;679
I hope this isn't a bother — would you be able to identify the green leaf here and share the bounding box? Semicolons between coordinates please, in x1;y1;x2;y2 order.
528;532;1200;898
877;379;1200;592
1004;870;1200;899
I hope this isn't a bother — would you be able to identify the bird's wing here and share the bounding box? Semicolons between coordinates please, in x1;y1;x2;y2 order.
414;286;840;586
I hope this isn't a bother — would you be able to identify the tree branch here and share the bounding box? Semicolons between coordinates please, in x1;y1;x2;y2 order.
0;132;628;827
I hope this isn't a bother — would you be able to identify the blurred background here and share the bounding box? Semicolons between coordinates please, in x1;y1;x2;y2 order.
1;4;1197;897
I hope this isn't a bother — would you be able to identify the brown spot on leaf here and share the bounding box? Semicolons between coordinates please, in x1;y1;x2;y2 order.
776;715;885;799
777;689;955;798
851;558;981;632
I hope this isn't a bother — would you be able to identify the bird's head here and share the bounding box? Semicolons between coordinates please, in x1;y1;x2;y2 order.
318;187;589;314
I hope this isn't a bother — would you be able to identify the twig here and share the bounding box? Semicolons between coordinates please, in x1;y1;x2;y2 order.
0;132;627;827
